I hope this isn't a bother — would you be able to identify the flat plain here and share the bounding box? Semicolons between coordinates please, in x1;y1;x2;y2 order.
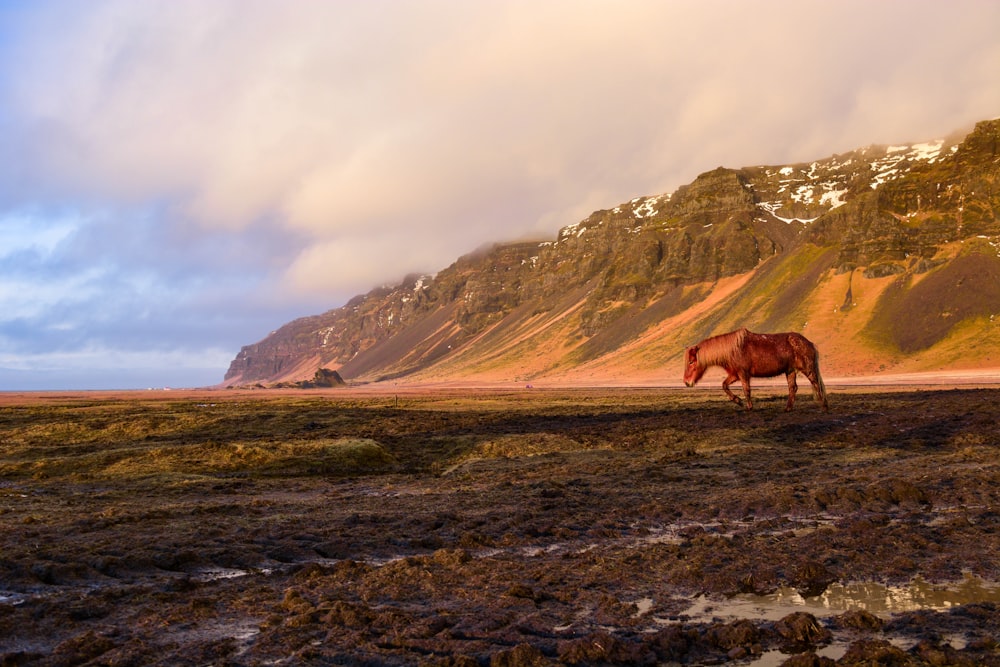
2;385;1000;665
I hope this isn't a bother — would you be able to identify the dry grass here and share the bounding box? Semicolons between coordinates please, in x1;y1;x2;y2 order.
0;396;403;481
3;385;996;486
2;436;397;481
0;388;727;485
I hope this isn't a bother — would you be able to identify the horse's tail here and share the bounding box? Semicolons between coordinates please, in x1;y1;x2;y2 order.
812;347;829;411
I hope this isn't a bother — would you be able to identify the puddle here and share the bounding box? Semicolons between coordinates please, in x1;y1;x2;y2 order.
634;597;655;616
193;566;277;582
194;567;256;582
753;644;843;667
472;515;840;562
630;514;841;547
660;575;1000;667
678;573;1000;623
0;592;26;606
750;632;970;667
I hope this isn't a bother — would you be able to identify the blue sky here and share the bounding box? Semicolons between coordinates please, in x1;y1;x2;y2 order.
1;1;999;390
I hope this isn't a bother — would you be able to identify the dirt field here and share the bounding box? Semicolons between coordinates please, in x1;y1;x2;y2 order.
2;385;1000;666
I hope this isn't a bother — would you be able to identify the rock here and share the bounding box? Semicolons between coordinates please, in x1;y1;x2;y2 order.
791;561;836;598
490;643;550;667
310;368;345;387
839;638;912;665
774;612;832;647
557;631;652;665
833;609;884;632
706;619;759;650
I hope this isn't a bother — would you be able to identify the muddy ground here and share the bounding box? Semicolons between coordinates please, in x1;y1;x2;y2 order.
2;386;1000;666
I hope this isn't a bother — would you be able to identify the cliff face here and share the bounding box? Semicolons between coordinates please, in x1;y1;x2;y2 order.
225;119;1000;386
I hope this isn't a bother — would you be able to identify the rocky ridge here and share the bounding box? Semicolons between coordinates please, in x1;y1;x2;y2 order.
225;119;1000;386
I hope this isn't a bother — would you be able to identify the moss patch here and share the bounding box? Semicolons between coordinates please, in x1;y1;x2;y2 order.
865;252;1000;352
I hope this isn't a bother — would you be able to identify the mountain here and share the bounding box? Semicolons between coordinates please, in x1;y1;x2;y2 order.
224;118;1000;387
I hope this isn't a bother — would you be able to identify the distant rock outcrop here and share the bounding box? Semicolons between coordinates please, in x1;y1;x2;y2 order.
310;368;346;387
272;368;345;389
225;118;1000;385
230;367;346;390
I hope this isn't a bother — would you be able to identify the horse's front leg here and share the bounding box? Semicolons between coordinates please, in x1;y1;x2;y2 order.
722;373;743;408
785;371;798;411
740;374;753;410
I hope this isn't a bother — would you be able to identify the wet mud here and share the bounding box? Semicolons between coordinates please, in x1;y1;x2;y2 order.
2;386;1000;665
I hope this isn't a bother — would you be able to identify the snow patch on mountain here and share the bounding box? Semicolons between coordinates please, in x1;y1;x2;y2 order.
869;140;950;189
631;193;672;218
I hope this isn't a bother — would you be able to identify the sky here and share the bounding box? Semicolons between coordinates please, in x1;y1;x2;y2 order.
1;1;999;390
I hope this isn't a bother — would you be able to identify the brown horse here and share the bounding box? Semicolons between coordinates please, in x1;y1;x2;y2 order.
683;328;829;411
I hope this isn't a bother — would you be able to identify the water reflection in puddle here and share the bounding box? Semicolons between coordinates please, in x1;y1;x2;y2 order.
0;592;25;606
678;573;1000;623
193;566;277;582
656;576;999;667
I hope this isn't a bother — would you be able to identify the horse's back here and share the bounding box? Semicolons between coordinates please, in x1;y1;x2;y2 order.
740;332;797;376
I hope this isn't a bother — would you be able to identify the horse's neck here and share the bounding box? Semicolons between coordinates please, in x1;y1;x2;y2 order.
700;330;745;367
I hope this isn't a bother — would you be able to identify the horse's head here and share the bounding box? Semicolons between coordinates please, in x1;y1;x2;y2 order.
683;345;704;387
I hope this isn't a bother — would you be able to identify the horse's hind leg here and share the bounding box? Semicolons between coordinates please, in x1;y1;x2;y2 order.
785;371;798;411
805;368;829;411
740;373;754;411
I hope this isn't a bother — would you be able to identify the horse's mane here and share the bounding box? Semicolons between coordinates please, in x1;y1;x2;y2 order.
696;328;748;367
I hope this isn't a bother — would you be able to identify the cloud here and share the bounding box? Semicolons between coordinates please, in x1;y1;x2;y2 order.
1;0;999;387
8;2;1000;240
0;205;311;390
0;346;233;390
